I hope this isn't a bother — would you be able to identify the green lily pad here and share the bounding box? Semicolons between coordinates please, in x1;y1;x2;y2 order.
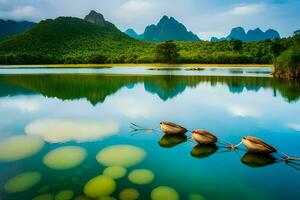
103;166;127;179
0;135;44;162
43;146;86;170
4;171;42;194
84;175;116;198
96;145;146;167
128;169;154;185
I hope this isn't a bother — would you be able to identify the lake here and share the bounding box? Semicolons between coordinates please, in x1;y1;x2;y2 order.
0;66;300;200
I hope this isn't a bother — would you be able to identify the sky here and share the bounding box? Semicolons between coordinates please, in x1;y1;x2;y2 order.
0;0;299;40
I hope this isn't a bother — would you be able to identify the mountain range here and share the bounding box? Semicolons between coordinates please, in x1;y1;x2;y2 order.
0;19;36;39
211;27;280;42
125;16;200;42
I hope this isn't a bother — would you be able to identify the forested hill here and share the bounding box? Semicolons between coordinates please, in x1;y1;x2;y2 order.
0;19;36;39
0;13;154;64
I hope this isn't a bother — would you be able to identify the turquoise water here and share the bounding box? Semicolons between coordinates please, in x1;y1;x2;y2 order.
0;66;299;200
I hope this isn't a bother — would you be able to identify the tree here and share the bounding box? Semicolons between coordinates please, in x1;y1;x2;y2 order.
230;39;242;51
155;40;180;63
294;30;300;45
271;38;284;57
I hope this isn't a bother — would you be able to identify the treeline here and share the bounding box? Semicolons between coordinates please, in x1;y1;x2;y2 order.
0;39;294;65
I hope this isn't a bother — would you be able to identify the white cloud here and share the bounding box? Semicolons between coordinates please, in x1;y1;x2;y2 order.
0;98;40;112
116;0;154;19
227;3;265;16
228;105;261;117
287;123;300;132
0;5;38;21
197;31;225;40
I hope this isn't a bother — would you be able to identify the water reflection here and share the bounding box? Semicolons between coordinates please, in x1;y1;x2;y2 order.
25;119;119;143
0;74;299;104
191;144;218;159
159;134;187;148
241;152;277;167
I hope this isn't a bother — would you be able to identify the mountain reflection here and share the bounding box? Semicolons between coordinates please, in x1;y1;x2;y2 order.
0;74;299;105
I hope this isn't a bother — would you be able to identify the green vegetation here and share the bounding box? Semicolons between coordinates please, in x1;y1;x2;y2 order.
155;41;179;63
274;31;300;78
0;16;295;66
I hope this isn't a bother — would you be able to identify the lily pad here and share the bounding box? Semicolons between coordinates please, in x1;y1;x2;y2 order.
43;146;86;170
55;190;74;200
0;135;44;162
103;166;127;179
83;175;116;198
25;119;119;143
151;186;179;200
4;171;42;194
119;188;140;200
33;193;54;200
96;145;146;167
128;169;154;185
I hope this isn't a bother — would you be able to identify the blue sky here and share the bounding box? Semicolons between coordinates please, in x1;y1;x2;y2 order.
0;0;299;40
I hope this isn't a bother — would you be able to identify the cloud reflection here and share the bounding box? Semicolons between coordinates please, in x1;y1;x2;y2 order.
25;119;119;143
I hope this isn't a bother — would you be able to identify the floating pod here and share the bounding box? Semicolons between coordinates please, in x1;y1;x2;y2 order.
159;134;187;148
241;152;276;167
191;144;218;158
160;122;187;135
242;136;276;154
192;130;217;144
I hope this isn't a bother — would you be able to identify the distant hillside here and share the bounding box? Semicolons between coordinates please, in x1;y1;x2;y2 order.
0;11;152;64
0;19;36;39
211;27;280;42
125;28;143;40
125;16;200;42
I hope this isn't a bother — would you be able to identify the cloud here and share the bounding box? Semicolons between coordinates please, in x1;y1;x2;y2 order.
0;98;41;112
116;0;154;19
227;3;265;16
0;5;38;21
228;105;261;117
287;123;300;132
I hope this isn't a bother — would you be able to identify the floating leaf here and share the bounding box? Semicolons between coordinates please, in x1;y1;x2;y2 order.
0;135;44;162
119;188;140;200
128;169;154;185
103;166;127;179
151;186;179;200
4;171;42;194
96;145;146;167
84;175;116;198
43;146;86;170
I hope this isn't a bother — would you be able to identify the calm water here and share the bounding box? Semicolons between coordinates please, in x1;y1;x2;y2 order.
0;66;300;200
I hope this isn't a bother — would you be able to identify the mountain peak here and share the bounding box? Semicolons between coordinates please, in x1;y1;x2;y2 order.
142;16;199;42
125;28;142;39
211;27;280;42
84;10;106;26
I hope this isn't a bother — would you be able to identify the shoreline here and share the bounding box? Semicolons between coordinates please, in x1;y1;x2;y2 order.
0;63;274;69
